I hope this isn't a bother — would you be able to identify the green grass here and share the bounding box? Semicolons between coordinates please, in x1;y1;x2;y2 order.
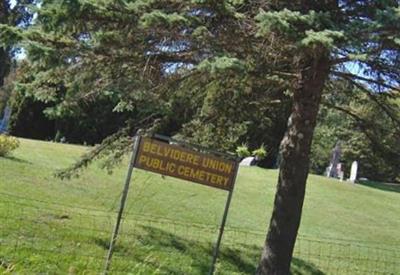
1;138;399;274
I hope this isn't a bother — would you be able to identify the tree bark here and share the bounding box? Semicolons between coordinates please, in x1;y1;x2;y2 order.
256;54;331;275
0;47;10;87
0;0;10;88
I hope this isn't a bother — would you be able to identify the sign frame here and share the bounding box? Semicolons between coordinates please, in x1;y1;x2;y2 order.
133;135;237;191
103;134;240;275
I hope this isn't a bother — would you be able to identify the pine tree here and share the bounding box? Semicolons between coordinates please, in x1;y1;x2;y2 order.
1;1;399;274
0;0;11;87
254;1;399;273
0;0;35;87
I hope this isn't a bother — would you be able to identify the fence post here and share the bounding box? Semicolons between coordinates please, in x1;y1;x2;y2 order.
103;135;141;274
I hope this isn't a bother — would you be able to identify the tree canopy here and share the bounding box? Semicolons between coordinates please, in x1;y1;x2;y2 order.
0;0;399;273
0;0;35;85
312;80;400;182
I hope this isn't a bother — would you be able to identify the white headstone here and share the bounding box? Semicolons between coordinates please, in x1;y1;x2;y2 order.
240;157;256;166
349;161;358;183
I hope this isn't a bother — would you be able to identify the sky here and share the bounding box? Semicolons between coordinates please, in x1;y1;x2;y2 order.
10;0;16;8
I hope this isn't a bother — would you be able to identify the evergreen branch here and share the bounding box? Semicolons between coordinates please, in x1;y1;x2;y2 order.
332;71;400;92
151;51;198;65
330;56;351;65
55;127;130;180
323;102;400;163
323;102;369;126
336;74;400;129
55;113;157;180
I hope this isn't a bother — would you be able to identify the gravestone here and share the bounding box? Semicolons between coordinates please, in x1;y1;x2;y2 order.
337;163;344;181
349;161;358;183
327;142;341;178
240;157;256;166
0;106;11;134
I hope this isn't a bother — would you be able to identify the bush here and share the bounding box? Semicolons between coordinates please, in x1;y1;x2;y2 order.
236;144;251;158
0;135;20;157
252;145;267;160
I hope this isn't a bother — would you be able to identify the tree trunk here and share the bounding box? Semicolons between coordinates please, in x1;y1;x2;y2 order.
0;0;10;88
0;47;9;87
256;54;331;275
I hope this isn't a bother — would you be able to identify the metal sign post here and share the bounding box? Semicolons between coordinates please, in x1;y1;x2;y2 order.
208;161;239;275
103;134;239;274
103;135;141;274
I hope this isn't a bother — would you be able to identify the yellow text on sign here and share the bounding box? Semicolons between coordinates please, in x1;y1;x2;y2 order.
134;137;237;191
142;140;233;174
137;155;230;188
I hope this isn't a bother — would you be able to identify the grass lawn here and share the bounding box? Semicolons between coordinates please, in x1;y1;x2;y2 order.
1;138;399;274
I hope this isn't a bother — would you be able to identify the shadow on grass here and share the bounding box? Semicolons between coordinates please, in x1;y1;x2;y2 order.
94;226;324;274
291;258;325;275
358;180;400;194
93;238;111;250
2;156;31;164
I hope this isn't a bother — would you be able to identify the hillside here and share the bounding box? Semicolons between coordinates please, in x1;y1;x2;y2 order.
0;138;399;274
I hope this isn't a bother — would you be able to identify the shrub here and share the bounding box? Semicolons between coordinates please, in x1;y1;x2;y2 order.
0;135;20;157
236;144;251;158
252;144;267;160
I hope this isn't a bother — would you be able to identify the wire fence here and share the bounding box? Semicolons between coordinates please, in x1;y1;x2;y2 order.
0;191;399;274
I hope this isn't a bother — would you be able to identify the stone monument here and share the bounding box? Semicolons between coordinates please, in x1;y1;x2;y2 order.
337;163;344;181
240;156;256;166
349;161;358;183
327;142;341;178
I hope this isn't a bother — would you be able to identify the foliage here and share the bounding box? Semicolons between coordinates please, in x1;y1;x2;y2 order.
252;1;399;271
0;3;398;275
0;69;16;113
311;81;400;183
4;62;52;140
1;2;399;272
235;143;267;161
1;0;297;173
0;2;398;162
0;134;19;156
252;145;267;160
235;143;250;158
0;0;36;87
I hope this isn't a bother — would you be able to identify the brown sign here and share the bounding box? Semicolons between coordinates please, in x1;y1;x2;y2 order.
133;137;237;191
